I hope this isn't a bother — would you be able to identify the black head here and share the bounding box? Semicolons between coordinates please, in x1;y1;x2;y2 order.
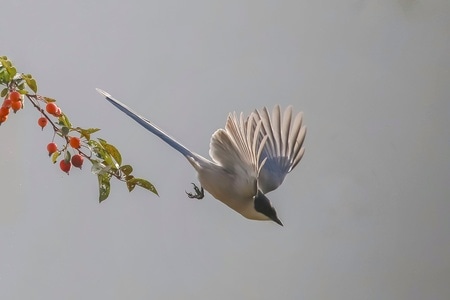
254;190;283;226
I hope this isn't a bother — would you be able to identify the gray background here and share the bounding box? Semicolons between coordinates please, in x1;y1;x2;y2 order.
1;0;449;299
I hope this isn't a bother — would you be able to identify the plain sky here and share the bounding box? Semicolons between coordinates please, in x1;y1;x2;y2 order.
1;0;449;299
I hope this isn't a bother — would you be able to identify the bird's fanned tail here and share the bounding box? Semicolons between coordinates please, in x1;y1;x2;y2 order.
252;106;306;193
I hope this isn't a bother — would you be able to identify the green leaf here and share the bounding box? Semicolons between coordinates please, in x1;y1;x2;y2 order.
1;71;10;83
18;89;28;94
7;66;16;77
126;179;136;192
98;138;122;166
58;114;71;128
88;140;106;158
0;88;7;97
120;165;133;176
75;127;100;140
127;178;158;195
60;126;70;136
25;77;37;93
64;151;71;162
88;140;115;167
43;96;56;103
104;143;122;166
0;58;11;68
51;151;60;164
98;173;111;202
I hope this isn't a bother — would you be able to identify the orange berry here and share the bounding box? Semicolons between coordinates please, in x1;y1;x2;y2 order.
0;115;7;124
2;99;12;108
59;159;71;174
9;91;21;102
54;107;61;117
69;136;81;149
71;154;84;169
46;102;58;115
38;117;48;129
11;101;22;112
0;107;9;117
47;142;58;156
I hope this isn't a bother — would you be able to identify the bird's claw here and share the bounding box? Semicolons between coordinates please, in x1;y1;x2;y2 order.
186;183;204;199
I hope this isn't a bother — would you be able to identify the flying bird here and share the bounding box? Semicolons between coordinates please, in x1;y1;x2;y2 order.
97;89;306;225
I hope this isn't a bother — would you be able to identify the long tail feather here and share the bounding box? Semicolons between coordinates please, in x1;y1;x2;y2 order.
96;89;195;159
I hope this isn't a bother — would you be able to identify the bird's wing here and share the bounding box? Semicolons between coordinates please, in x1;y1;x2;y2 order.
252;106;306;193
209;112;267;183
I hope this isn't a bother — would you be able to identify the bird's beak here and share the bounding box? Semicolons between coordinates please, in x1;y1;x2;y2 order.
273;216;283;226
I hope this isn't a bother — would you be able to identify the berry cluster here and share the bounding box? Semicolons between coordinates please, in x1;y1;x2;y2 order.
47;138;84;174
2;88;87;174
1;56;158;201
0;91;23;124
36;101;85;174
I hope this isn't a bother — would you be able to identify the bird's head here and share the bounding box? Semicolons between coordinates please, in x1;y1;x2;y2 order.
254;190;283;226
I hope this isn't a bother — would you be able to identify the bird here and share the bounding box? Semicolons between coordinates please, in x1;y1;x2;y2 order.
96;89;306;226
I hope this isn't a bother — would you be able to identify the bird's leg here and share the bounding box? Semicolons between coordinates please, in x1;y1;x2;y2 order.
186;183;204;199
